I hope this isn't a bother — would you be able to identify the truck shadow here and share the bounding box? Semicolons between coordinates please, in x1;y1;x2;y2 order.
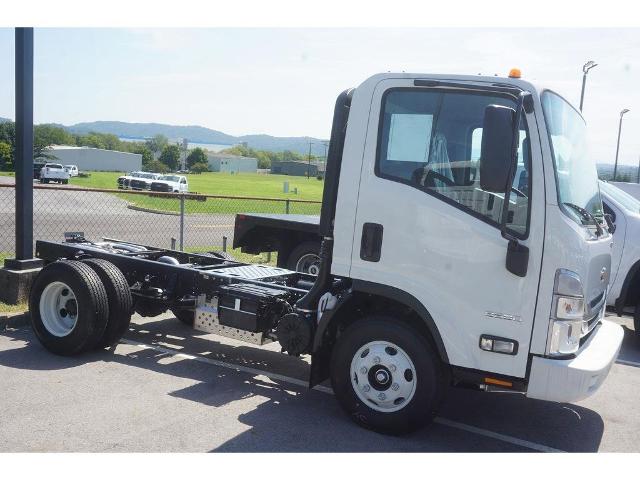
0;322;604;452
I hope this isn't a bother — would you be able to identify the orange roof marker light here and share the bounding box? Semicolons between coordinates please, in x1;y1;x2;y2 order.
508;68;522;79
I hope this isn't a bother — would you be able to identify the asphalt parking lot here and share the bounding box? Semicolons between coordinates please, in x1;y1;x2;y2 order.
0;312;638;452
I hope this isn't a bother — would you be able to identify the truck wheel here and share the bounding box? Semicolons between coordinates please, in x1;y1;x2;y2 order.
330;316;446;434
82;258;133;348
172;309;195;326
286;241;321;274
62;179;69;185
41;178;48;184
29;260;109;356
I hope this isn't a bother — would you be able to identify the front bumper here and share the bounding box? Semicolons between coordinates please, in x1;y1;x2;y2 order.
526;320;623;403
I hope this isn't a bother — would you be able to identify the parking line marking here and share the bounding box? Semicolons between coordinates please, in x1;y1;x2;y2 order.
120;337;564;452
432;418;564;453
616;359;640;368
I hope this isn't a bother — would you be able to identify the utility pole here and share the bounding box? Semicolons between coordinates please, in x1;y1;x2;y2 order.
579;60;597;112
307;141;314;179
613;108;630;181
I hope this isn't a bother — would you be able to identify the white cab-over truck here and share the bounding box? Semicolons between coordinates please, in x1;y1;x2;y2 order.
29;71;623;434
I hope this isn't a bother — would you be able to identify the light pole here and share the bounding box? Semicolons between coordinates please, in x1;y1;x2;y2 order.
579;60;598;112
613;108;630;181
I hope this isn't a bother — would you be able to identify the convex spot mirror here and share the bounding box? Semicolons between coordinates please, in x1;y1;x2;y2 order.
480;104;516;194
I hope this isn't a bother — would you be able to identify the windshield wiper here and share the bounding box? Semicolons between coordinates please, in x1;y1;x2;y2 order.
563;202;604;236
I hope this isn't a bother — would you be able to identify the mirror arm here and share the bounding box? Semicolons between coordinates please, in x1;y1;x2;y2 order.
499;91;530;241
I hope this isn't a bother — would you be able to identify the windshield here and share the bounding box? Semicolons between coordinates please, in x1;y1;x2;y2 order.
162;175;180;182
599;181;640;213
542;91;603;227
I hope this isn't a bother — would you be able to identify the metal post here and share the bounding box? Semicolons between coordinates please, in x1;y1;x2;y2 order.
285;199;290;214
15;28;34;260
613;109;630;181
179;194;185;251
171;237;176;250
222;236;227;252
307;141;313;179
7;28;41;269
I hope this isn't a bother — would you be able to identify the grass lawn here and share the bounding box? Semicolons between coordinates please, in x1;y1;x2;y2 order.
70;171;324;201
67;171;323;215
1;171;323;213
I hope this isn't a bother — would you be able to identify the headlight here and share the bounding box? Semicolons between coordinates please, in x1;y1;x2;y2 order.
547;269;585;356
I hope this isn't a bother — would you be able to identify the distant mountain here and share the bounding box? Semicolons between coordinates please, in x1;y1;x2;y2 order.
65;121;328;156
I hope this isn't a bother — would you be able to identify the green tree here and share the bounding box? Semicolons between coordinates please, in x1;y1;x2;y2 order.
146;134;169;158
159;144;181;171
0;141;12;170
186;147;208;168
34;124;75;147
190;161;209;174
146;159;168;174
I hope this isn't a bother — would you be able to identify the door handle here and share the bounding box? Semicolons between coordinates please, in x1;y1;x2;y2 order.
360;223;384;262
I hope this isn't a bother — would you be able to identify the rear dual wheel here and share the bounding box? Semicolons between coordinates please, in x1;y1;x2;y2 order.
30;259;132;355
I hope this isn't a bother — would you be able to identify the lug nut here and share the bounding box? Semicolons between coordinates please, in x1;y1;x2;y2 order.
360;367;367;374
391;383;399;391
390;364;397;372
378;393;386;400
373;356;381;364
363;384;371;392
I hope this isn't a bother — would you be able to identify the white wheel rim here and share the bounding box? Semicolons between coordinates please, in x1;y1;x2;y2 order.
39;281;78;337
295;253;320;275
350;341;417;413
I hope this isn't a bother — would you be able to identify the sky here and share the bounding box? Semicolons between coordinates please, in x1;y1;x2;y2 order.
0;28;639;166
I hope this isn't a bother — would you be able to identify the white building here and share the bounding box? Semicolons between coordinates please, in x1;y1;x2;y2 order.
207;152;257;173
44;146;142;172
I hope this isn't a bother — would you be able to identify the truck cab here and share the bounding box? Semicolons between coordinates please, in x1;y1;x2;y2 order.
323;72;621;406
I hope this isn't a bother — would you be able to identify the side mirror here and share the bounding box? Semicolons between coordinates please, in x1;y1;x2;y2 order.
480;105;516;193
604;213;616;234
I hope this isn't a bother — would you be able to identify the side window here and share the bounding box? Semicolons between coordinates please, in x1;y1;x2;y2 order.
377;89;531;237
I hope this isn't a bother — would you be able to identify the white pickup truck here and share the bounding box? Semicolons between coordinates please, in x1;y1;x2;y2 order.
600;181;640;337
40;163;70;184
150;174;189;193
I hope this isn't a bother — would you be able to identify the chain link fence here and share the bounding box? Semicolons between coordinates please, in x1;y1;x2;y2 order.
0;184;322;264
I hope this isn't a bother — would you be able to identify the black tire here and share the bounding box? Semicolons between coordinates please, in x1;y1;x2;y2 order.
330;315;446;435
62;179;69;185
286;241;321;274
29;260;109;356
82;258;133;348
172;309;195;326
41;178;48;184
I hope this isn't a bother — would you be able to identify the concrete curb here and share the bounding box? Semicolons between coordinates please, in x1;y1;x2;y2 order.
0;311;30;330
126;204;180;216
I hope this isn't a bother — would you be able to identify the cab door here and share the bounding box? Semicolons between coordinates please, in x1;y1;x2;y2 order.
349;78;545;378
